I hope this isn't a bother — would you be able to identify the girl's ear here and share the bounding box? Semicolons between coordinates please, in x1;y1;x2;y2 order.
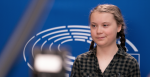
117;24;122;32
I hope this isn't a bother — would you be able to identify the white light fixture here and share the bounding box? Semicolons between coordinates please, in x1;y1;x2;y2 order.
34;54;62;73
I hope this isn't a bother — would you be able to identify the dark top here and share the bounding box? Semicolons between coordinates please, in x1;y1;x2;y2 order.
70;45;141;77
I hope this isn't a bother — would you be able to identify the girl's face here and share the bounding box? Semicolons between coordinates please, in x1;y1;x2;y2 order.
90;12;121;47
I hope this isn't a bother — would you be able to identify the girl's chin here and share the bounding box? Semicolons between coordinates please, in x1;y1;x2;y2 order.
97;44;106;46
95;42;107;46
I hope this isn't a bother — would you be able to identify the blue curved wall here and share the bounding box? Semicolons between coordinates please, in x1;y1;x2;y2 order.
0;0;150;77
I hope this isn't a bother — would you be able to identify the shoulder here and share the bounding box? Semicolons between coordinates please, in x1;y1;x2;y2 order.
117;44;139;65
123;53;141;76
124;52;138;62
76;51;90;59
75;50;93;62
123;52;139;66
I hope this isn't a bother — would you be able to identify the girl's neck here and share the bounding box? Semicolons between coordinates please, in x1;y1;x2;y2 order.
96;43;118;58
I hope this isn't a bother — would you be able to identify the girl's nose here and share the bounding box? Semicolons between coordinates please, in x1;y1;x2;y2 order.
96;26;103;34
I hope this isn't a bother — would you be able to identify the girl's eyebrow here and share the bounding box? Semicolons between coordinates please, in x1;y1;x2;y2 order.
90;22;97;24
102;22;110;24
103;22;110;23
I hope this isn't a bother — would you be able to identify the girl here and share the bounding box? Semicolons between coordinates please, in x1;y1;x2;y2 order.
71;4;140;77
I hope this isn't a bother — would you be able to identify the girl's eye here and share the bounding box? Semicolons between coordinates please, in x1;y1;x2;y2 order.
92;25;96;27
103;24;108;27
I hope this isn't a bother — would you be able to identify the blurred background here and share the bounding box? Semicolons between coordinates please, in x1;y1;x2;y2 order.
0;0;150;77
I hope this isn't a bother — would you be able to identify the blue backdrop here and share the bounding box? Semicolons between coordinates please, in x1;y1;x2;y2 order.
0;0;150;77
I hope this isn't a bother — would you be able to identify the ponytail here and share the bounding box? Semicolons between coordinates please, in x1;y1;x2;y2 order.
89;40;94;51
117;26;126;52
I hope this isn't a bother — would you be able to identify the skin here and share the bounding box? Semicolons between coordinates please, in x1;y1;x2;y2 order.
90;11;122;73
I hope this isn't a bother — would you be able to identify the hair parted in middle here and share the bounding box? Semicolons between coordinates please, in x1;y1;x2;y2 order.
89;4;126;52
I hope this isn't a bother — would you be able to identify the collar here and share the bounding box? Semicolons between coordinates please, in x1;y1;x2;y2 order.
87;44;126;56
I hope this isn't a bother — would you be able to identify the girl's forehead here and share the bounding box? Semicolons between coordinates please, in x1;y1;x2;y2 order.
90;12;115;23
